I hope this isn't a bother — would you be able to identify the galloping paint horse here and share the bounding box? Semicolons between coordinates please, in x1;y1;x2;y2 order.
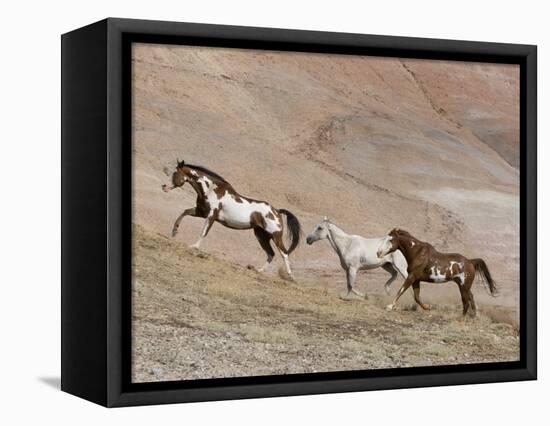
377;228;497;316
162;160;302;279
306;218;408;299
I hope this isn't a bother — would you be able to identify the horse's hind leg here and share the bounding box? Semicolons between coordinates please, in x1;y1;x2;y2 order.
464;275;477;317
381;263;398;295
253;228;275;272
455;276;475;316
172;207;197;237
468;290;477;317
456;282;471;316
412;282;430;310
272;231;294;280
460;289;471;316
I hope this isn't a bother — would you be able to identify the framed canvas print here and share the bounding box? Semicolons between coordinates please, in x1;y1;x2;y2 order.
61;18;537;407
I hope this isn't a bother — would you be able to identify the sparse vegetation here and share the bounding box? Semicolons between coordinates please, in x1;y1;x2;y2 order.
130;46;520;384
132;225;519;383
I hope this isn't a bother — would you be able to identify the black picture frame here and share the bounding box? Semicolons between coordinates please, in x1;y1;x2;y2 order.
61;17;537;407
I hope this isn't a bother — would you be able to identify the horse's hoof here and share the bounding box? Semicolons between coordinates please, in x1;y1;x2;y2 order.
385;304;394;311
277;267;294;282
422;304;431;311
341;292;362;301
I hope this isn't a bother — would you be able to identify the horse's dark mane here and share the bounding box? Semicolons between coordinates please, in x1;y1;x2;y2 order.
392;228;419;243
394;228;430;247
179;161;228;183
394;228;412;237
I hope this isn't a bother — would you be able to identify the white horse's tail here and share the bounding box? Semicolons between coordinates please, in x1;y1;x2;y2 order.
391;250;409;278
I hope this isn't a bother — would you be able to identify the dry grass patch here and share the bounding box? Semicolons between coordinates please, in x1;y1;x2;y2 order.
131;224;520;382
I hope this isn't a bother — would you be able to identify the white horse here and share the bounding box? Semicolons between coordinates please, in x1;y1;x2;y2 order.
306;217;408;298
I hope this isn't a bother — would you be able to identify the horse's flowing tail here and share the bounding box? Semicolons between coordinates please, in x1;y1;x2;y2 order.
471;258;498;296
278;209;301;255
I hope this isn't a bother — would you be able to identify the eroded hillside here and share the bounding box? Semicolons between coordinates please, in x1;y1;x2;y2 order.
131;44;519;313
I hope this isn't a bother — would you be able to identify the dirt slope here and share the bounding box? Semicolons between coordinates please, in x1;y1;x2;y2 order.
130;44;521;381
132;226;518;382
132;44;519;313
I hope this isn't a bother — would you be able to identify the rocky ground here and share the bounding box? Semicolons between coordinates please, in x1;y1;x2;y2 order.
132;226;519;382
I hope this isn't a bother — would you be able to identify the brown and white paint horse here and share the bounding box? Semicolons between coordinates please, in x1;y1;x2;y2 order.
162;160;302;279
377;228;497;316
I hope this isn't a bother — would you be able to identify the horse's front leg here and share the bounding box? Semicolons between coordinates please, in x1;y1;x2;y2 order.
172;207;197;237
346;266;366;299
412;282;430;310
386;276;415;311
189;213;216;250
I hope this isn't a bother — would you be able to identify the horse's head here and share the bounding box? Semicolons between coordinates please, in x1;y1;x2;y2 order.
162;159;191;192
377;228;401;258
306;216;331;245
